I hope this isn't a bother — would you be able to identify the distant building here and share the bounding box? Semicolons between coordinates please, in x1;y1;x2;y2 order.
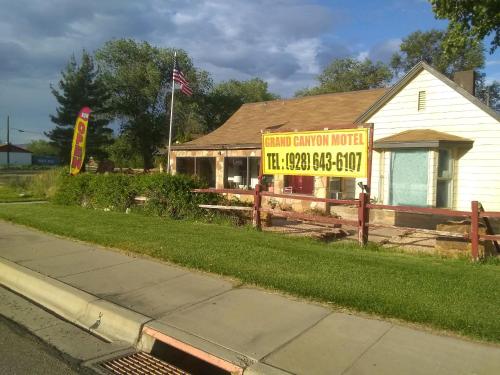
32;155;60;166
0;144;32;165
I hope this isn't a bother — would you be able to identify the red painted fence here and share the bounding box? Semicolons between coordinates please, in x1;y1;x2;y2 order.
193;188;500;260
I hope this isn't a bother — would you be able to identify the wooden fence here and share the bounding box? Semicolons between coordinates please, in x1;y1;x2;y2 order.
193;188;500;260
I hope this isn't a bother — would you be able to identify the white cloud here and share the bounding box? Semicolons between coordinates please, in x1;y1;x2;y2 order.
368;38;401;63
486;60;500;66
0;0;366;139
356;51;369;61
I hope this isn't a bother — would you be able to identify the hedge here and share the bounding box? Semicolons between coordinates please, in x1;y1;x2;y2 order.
52;172;223;219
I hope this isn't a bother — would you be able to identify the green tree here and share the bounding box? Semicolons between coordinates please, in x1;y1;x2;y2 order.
106;135;143;169
95;39;211;169
430;0;500;53
390;29;484;77
26;140;58;156
295;58;392;97
476;75;500;111
47;51;113;164
390;29;500;110
203;78;279;132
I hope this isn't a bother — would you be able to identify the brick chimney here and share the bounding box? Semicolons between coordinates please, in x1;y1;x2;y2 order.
453;70;476;96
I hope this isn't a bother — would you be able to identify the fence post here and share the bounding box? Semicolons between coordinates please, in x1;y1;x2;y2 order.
470;200;479;261
253;184;262;230
358;192;369;246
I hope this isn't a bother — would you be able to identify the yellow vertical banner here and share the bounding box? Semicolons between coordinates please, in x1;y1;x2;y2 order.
69;107;91;175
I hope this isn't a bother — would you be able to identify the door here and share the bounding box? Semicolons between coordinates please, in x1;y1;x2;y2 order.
389;150;428;206
286;175;314;194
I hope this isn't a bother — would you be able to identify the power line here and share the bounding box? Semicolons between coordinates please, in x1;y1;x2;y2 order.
11;127;46;136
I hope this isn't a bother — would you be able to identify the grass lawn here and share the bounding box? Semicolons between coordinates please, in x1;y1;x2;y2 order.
0;203;499;343
0;170;48;203
0;185;45;203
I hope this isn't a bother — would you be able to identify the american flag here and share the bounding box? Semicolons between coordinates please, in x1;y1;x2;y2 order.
173;62;193;96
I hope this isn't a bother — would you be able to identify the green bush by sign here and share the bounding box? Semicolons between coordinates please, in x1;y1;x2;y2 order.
52;173;222;219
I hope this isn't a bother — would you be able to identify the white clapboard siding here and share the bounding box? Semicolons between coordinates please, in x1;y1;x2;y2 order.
360;69;500;211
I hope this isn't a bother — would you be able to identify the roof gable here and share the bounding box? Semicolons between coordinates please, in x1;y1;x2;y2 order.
356;62;500;124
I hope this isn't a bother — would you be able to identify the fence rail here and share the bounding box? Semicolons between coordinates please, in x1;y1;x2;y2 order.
366;203;470;217
260;191;359;206
260;207;358;227
192;187;500;260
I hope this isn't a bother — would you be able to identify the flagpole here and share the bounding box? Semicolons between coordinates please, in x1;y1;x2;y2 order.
167;51;177;174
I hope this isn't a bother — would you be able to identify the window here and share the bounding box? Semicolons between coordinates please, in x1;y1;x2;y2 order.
389;150;429;206
224;157;261;189
387;148;455;208
196;158;216;188
436;149;453;207
176;157;194;175
176;157;216;187
418;90;426;111
328;177;342;199
284;175;314;195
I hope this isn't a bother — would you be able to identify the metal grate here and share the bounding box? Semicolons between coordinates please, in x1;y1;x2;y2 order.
99;351;191;375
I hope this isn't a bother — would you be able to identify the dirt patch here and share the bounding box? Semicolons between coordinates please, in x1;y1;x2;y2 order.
264;217;437;254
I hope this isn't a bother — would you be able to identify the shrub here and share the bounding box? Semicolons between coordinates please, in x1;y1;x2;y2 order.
88;174;136;211
52;172;94;206
27;168;64;199
52;172;225;220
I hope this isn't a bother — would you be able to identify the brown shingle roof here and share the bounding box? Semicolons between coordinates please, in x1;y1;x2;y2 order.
376;129;472;143
176;88;387;149
374;129;473;149
0;144;32;153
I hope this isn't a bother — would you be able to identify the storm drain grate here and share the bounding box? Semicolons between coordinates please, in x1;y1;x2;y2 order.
99;351;191;375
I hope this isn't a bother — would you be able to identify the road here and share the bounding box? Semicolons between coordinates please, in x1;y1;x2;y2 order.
0;315;94;375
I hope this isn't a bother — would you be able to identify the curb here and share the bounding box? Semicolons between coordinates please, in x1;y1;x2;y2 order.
0;258;151;344
0;258;264;373
244;363;293;375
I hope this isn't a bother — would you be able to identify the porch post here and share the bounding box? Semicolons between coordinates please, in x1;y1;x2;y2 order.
358;192;369;245
470;200;479;261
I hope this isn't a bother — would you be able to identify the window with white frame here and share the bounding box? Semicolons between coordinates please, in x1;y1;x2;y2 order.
386;148;455;208
436;149;453;208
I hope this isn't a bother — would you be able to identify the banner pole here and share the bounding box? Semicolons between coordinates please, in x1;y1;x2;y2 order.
167;51;177;174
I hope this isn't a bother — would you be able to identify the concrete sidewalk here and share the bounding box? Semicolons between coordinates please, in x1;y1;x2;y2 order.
0;220;499;374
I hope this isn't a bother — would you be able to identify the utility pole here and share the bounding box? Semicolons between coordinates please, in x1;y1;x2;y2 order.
6;115;10;167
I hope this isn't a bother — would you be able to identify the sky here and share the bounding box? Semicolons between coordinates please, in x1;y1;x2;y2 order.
0;0;499;144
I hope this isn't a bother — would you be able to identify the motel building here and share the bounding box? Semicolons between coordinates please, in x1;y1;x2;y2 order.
168;62;500;224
